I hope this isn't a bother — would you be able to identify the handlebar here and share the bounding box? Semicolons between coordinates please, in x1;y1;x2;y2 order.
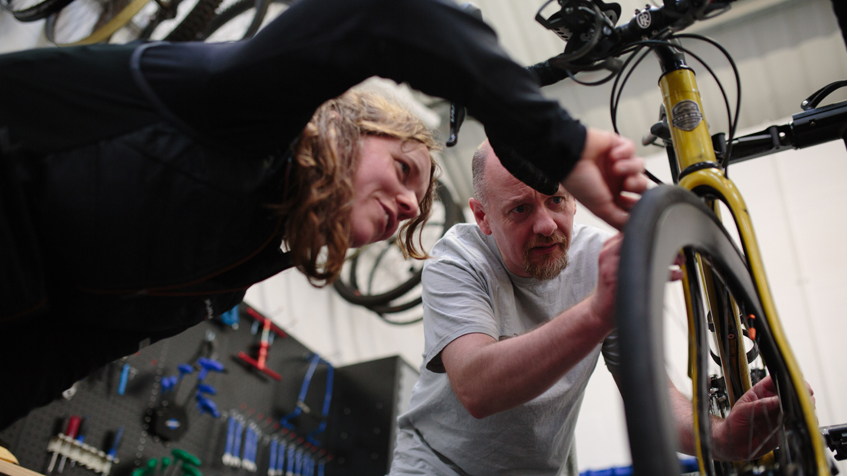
535;0;735;73
727;99;847;165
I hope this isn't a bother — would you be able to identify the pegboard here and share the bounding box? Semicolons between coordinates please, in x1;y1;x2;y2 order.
0;302;351;476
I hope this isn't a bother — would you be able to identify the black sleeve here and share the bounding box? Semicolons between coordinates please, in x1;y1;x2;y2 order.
834;0;847;54
134;0;585;194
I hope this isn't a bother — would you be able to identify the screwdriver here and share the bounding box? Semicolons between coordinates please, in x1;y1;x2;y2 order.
55;415;81;473
103;426;123;476
69;416;89;467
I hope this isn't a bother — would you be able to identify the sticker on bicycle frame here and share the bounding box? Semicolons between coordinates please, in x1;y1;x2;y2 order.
636;10;651;29
671;100;703;131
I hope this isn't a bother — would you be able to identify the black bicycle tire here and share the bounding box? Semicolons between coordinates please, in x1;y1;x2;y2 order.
200;0;253;39
162;0;223;41
368;295;422;316
616;185;819;476
333;180;460;307
201;0;287;40
3;0;74;22
43;0;152;46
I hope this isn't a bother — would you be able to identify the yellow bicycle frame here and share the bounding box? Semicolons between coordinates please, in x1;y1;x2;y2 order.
658;67;828;474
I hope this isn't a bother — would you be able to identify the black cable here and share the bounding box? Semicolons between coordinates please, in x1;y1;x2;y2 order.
610;44;654;134
674;33;742;171
564;67;618;86
607;37;738;182
376;313;423;326
645;170;664;185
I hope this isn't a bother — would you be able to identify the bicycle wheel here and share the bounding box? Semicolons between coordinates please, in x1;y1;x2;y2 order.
200;0;292;41
1;0;74;22
615;185;824;476
95;0;222;44
333;180;462;312
44;0;151;45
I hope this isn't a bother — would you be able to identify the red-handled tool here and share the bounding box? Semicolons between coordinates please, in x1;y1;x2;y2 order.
237;307;286;380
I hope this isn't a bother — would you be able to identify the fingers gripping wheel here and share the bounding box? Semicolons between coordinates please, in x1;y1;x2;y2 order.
615;186;822;476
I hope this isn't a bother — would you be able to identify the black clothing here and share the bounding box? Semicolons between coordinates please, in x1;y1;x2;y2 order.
0;0;586;428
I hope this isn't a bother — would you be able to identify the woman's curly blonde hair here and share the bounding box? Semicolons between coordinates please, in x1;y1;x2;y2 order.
272;89;440;286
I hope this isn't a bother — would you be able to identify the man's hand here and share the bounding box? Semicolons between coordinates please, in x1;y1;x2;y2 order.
713;375;816;461
563;128;649;230
588;232;623;332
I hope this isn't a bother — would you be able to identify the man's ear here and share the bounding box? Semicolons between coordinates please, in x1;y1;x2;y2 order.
469;198;492;235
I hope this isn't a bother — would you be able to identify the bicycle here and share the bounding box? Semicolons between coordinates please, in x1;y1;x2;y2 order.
527;1;847;475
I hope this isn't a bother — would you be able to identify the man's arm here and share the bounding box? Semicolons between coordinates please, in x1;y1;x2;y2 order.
441;233;622;419
670;374;811;461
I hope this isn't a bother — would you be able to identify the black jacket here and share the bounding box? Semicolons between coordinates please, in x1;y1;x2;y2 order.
0;0;586;427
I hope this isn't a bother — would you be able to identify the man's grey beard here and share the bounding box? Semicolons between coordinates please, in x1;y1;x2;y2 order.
523;235;569;281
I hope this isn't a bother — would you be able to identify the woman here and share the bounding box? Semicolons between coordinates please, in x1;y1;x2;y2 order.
0;0;645;427
0;88;439;428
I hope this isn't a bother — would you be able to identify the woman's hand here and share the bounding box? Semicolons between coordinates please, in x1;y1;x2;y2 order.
563;128;649;230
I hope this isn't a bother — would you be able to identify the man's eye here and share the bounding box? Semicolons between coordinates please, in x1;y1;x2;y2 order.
397;160;410;176
551;196;564;205
512;205;527;214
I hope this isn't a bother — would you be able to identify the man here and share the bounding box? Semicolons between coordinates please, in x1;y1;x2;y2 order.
389;140;787;476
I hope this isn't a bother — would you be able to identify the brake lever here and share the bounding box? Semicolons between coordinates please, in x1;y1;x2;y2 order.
801;80;847;111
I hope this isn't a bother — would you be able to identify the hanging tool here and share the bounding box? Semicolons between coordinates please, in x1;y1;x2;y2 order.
195;396;220;418
285;443;296;476
237;307;286;381
293;448;303;476
131;458;158;476
103;426;123;476
219;305;239;329
306;363;333;446
222;415;238;467
46;417;66;473
118;363;138;395
171;364;194;400
180;465;202;476
69;416;89;467
268;439;278;476
57;415;81;473
240;424;254;472
275;439;287;476
168;449;201;476
231;417;244;468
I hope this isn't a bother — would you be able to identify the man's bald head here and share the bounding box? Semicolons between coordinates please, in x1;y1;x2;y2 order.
471;140;494;207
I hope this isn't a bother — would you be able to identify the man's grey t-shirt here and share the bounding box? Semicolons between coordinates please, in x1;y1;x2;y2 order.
390;223;619;476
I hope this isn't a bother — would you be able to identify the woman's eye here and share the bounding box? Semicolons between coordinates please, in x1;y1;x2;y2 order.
397;160;410;176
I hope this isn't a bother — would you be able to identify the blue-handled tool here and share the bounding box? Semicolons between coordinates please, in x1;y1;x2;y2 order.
197;384;216;395
118;364;131;395
195;396;220;418
223;415;236;466
232;418;244;468
196;358;224;381
268;439;278;476
276;440;286;476
108;426;123;460
69;417;88;468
